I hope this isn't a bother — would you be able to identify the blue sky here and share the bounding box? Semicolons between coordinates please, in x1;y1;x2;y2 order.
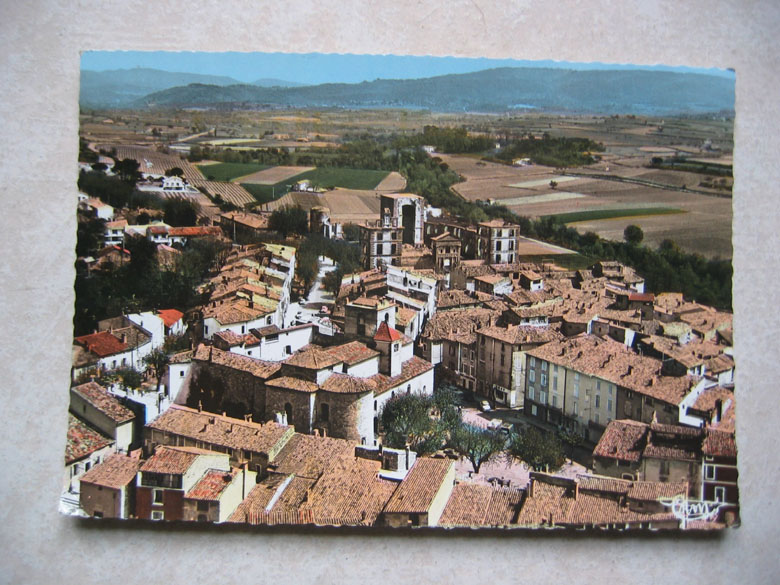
81;51;734;85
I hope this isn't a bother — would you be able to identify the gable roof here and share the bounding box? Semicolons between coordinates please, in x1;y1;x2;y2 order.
74;331;128;357
66;414;113;464
79;453;141;489
158;308;184;327
383;458;453;514
71;381;135;424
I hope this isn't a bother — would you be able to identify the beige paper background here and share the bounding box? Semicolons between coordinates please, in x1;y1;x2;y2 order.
1;1;778;583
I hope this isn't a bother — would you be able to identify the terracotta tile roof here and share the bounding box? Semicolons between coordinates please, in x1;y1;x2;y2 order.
383;458;453;514
158;308;184;327
374;321;402;342
212;329;260;347
350;296;393;309
421;308;499;345
146;405;293;456
169;350;194;364
705;354;735;375
395;307;417;327
79;453;141;489
644;423;703;461
477;324;562;346
474;274;509;285
140;445;216;475
436;289;489;310
592;419;647;463
504;288;558;306
702;429;737;459
320;373;376;394
185;468;239;500
526;335;700;405
72;381;135;423
202;297;273;324
66;414;113;464
692;385;733;411
325;341;379;366
516;474;681;528
283;345;343;371
168;226;223;238
301;457;396;526
229;475;317;523
368;356;434;396
439;483;522;527
74;331;128;358
269;433;357;479
265;376;319;393
193;344;280;379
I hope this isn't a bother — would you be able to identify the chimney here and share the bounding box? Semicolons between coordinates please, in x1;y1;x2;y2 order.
574;481;579;500
120;333;127;343
198;400;203;412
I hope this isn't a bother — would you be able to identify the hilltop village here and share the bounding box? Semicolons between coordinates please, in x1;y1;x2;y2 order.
67;147;737;530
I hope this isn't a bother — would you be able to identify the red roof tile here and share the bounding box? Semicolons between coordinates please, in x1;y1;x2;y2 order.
185;469;238;500
72;381;135;423
66;414;113;464
79;453;141;489
374;321;402;342
74;331;128;357
383;458;453;514
158;308;184;327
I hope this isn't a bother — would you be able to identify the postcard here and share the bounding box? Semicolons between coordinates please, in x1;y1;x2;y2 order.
64;51;737;531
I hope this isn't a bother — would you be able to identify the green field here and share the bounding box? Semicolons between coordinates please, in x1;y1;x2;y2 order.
240;167;391;205
196;162;269;182
292;167;390;190
544;207;684;224
240;183;286;205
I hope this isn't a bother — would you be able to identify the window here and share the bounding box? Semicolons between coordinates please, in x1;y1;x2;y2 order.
151;511;164;521
596;380;601;391
595;395;601;408
197;514;208;522
320;403;329;422
179;370;184;377
552;375;558;391
573;373;580;397
374;400;377;411
529;370;535;383
241;325;246;334
529;357;535;368
539;391;547;404
659;460;670;478
449;345;455;356
552;394;558;408
197;501;209;512
285;345;292;355
393;343;399;352
553;364;558;374
528;387;535;401
608;384;613;396
594;413;600;425
714;486;726;502
540;373;547;387
704;465;715;480
204;326;209;335
573;401;578;416
531;404;538;416
153;489;164;504
607;399;613;413
541;361;547;372
500;354;505;366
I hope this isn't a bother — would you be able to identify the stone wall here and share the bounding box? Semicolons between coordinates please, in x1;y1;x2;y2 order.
186;361;267;421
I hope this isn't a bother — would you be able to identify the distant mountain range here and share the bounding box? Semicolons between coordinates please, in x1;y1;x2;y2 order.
80;68;306;108
80;67;734;116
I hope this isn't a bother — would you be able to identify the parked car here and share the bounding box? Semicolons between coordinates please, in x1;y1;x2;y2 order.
479;400;491;412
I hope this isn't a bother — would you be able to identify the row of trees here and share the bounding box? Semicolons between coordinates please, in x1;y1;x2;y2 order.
380;389;567;474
